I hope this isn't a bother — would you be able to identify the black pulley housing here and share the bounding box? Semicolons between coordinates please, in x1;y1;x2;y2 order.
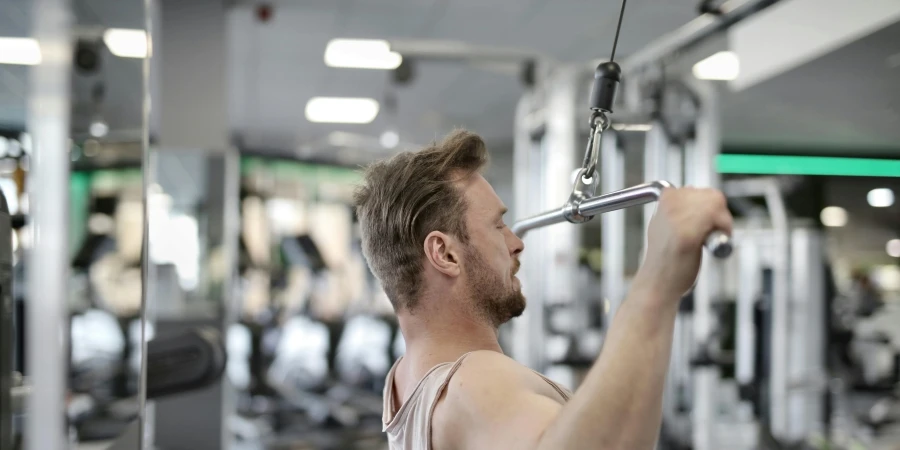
589;61;622;114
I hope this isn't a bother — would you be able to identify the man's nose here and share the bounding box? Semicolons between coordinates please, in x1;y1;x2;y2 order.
508;230;524;256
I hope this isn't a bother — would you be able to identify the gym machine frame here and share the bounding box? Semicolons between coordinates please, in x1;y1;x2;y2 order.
510;67;732;259
510;0;776;448
723;177;828;445
510;0;777;249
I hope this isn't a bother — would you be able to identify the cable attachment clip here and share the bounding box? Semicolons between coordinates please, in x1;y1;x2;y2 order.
564;111;609;224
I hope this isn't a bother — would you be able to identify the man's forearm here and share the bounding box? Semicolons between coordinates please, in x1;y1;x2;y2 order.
537;280;680;450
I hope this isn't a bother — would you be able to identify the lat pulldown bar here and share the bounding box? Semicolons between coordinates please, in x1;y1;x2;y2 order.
510;0;733;259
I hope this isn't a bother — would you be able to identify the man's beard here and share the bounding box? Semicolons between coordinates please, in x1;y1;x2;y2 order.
464;246;526;328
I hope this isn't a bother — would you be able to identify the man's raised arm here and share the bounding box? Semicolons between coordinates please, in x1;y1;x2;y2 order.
432;188;733;450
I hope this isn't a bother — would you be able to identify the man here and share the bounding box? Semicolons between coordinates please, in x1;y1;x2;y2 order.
354;130;732;450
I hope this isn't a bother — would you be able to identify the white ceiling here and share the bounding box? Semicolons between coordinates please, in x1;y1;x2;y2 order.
226;0;710;151
1;0;899;156
723;20;900;154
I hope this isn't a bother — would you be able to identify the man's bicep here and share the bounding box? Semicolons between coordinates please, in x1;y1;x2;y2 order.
432;356;562;450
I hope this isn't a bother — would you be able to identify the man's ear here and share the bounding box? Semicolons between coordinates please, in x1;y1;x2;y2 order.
423;231;461;277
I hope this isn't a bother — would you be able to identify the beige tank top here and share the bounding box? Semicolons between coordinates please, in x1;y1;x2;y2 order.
382;352;572;450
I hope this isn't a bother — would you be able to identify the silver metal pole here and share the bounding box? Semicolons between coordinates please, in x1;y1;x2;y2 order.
512;180;732;257
511;92;547;369
684;78;722;450
764;183;790;441
219;148;241;449
600;131;625;319
26;0;72;446
512;180;669;237
536;66;581;373
642;122;673;446
511;92;539;369
140;2;155;447
222;149;241;324
787;228;825;441
642;122;668;254
735;231;759;386
580;181;673;216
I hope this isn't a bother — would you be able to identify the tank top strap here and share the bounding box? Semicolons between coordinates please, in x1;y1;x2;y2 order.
426;351;474;417
382;352;475;431
530;369;573;401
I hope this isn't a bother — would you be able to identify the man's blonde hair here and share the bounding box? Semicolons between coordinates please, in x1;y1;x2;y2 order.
354;130;489;311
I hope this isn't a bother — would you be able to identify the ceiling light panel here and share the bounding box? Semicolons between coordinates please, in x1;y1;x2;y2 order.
324;39;402;70
305;97;379;124
693;51;739;81
0;37;41;65
103;28;148;58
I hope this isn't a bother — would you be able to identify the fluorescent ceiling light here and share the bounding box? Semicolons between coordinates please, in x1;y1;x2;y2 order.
0;37;41;65
867;188;894;207
820;206;847;227
103;28;148;58
305;97;379;124
612;123;653;132
693;51;740;81
324;39;402;70
717;154;900;177
887;239;900;258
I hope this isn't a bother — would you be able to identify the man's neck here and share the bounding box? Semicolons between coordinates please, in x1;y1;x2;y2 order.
398;304;503;368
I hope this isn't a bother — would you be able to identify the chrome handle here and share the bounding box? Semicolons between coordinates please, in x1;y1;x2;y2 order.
511;180;733;258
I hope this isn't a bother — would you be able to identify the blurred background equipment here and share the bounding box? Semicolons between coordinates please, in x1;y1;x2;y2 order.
1;189;13;449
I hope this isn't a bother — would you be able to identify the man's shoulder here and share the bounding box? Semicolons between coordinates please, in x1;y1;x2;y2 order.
443;350;531;408
431;351;527;447
460;349;522;369
457;350;528;377
432;351;562;450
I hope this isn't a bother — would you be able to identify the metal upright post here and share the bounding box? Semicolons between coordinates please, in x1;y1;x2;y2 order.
140;3;156;447
601;130;625;319
511;92;543;370
140;150;156;450
735;235;760;387
541;67;582;297
642;120;694;446
149;0;234;447
665;138;688;443
765;184;791;442
722;177;791;443
643;121;669;441
535;66;581;373
787;228;825;441
684;78;722;450
27;0;72;447
642;121;668;253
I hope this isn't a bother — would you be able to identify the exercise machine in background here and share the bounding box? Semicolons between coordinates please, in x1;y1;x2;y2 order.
510;2;778;449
